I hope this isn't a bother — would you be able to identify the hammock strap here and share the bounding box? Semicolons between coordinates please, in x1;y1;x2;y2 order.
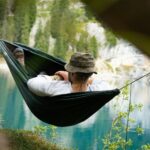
120;71;150;90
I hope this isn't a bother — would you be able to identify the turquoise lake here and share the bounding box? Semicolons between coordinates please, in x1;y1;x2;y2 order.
0;61;150;150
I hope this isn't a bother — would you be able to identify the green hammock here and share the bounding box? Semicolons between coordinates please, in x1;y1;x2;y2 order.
0;40;120;127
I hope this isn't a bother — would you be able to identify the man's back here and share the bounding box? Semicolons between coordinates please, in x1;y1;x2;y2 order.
27;75;112;96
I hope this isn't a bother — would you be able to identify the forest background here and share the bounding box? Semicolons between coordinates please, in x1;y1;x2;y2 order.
0;0;117;60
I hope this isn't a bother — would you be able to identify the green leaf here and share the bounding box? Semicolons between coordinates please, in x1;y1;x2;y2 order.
136;126;144;135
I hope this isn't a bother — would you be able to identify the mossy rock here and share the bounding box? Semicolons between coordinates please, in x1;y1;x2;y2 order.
0;129;66;150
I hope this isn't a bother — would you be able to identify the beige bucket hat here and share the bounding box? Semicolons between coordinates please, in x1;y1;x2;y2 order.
65;52;97;73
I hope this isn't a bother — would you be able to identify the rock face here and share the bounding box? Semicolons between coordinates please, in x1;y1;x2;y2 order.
81;0;150;57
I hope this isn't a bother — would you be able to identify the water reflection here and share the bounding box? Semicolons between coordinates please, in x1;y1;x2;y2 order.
0;57;150;149
0;60;41;129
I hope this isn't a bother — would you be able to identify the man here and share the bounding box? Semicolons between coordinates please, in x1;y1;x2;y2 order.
27;52;111;96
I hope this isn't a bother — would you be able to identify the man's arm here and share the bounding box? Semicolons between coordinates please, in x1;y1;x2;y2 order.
27;71;69;96
27;75;54;96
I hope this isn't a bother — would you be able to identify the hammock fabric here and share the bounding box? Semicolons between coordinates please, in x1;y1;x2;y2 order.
0;40;120;127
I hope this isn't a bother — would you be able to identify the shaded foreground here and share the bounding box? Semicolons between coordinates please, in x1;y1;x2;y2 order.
0;129;66;150
81;0;150;57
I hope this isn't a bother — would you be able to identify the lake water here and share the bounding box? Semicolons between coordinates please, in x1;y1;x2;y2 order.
0;59;150;150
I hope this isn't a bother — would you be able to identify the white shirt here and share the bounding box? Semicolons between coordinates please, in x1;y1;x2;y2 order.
27;75;112;96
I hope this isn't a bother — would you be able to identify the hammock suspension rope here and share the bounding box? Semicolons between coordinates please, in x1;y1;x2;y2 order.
120;71;150;90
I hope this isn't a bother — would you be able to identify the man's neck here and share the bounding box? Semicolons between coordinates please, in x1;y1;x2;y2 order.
71;82;89;92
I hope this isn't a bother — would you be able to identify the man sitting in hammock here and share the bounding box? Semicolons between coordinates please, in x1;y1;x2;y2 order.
27;52;112;96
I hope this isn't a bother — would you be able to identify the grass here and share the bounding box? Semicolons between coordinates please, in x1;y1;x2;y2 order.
0;129;67;150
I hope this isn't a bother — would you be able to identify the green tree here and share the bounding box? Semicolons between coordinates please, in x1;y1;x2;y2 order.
4;16;15;41
76;31;89;52
0;0;12;39
50;0;70;59
50;0;99;60
88;36;99;58
0;0;6;25
105;29;117;47
34;25;49;53
53;36;68;60
76;32;99;57
13;0;36;43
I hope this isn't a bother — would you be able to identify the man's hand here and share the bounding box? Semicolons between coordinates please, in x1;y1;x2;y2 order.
55;71;68;81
